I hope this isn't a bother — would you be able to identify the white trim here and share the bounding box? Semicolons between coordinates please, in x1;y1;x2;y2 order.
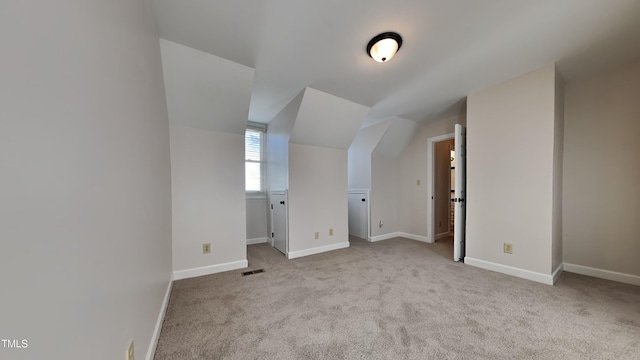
287;242;350;259
267;237;273;246
247;237;268;245
552;263;564;284
427;132;455;244
173;260;248;281
464;257;555;285
435;232;452;240
369;232;400;242
145;274;173;360
398;232;429;243
563;263;640;286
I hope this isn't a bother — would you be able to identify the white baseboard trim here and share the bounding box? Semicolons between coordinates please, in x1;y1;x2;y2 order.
398;232;429;243
247;237;268;245
288;242;350;259
145;274;173;360
369;232;400;242
563;263;640;286
173;260;248;281
267;237;273;246
552;263;564;284
435;232;452;240
464;257;555;285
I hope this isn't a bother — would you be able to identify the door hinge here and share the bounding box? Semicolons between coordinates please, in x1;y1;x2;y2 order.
272;232;274;237
271;204;273;209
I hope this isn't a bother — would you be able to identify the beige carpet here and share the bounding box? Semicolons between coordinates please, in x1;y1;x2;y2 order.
154;237;640;359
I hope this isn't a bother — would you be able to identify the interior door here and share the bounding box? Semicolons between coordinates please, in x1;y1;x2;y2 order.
270;191;287;255
453;124;466;262
348;192;368;240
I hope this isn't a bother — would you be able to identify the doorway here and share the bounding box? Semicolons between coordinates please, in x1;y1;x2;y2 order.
427;124;466;261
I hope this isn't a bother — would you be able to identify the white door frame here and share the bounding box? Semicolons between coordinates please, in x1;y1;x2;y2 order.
269;190;288;255
426;133;454;243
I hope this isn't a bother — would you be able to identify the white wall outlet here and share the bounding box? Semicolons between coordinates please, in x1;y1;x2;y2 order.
504;243;513;254
314;232;319;239
329;228;334;236
417;179;421;186
203;243;211;254
127;339;134;360
379;220;383;228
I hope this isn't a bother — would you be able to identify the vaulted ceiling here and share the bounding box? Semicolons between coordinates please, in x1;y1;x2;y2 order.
151;0;640;128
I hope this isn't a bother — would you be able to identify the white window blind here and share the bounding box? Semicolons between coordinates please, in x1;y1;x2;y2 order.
245;124;265;193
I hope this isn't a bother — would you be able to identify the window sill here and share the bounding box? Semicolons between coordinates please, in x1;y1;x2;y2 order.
246;193;267;200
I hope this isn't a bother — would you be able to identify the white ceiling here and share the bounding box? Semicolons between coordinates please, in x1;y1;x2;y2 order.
151;0;640;127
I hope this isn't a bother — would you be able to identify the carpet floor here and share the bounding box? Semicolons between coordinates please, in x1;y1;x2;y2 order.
154;237;640;359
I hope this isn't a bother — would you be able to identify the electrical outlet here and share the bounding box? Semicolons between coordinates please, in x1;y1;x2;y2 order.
503;243;513;254
203;243;211;254
329;228;334;236
416;179;421;186
379;220;383;228
127;339;134;360
314;232;319;239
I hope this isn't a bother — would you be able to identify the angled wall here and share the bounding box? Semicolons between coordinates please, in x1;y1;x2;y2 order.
279;88;369;257
370;118;420;239
348;121;388;190
161;39;253;277
0;1;172;359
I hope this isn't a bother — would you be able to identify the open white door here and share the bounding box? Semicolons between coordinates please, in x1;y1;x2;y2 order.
453;124;466;261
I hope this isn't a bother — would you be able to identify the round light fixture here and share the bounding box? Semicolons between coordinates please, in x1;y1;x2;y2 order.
367;32;403;63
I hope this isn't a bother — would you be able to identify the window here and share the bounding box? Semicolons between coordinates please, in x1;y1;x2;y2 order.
245;123;266;194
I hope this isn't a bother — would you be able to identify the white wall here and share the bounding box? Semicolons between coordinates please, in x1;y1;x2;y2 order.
563;59;640;277
170;127;246;272
370;155;399;237
552;72;565;271
160;39;254;134
246;198;268;240
466;64;558;278
398;114;465;238
348;122;388;190
266;92;303;191
160;38;254;276
288;144;349;252
0;1;172;359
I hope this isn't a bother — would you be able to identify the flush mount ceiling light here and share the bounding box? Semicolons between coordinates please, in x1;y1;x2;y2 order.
367;32;403;63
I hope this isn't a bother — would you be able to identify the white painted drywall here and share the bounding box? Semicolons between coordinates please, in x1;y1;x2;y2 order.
290;87;370;149
160;39;254;135
288;144;349;252
370;155;399;237
563;60;640;277
348;121;390;190
266;92;303;191
466;64;557;276
247;198;268;240
170;127;246;272
373;117;420;157
0;1;172;359
552;72;565;271
398;114;465;238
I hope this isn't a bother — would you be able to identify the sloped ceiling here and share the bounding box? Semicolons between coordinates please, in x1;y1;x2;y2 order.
290;88;370;149
373;118;420;157
152;0;640;128
160;39;254;134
